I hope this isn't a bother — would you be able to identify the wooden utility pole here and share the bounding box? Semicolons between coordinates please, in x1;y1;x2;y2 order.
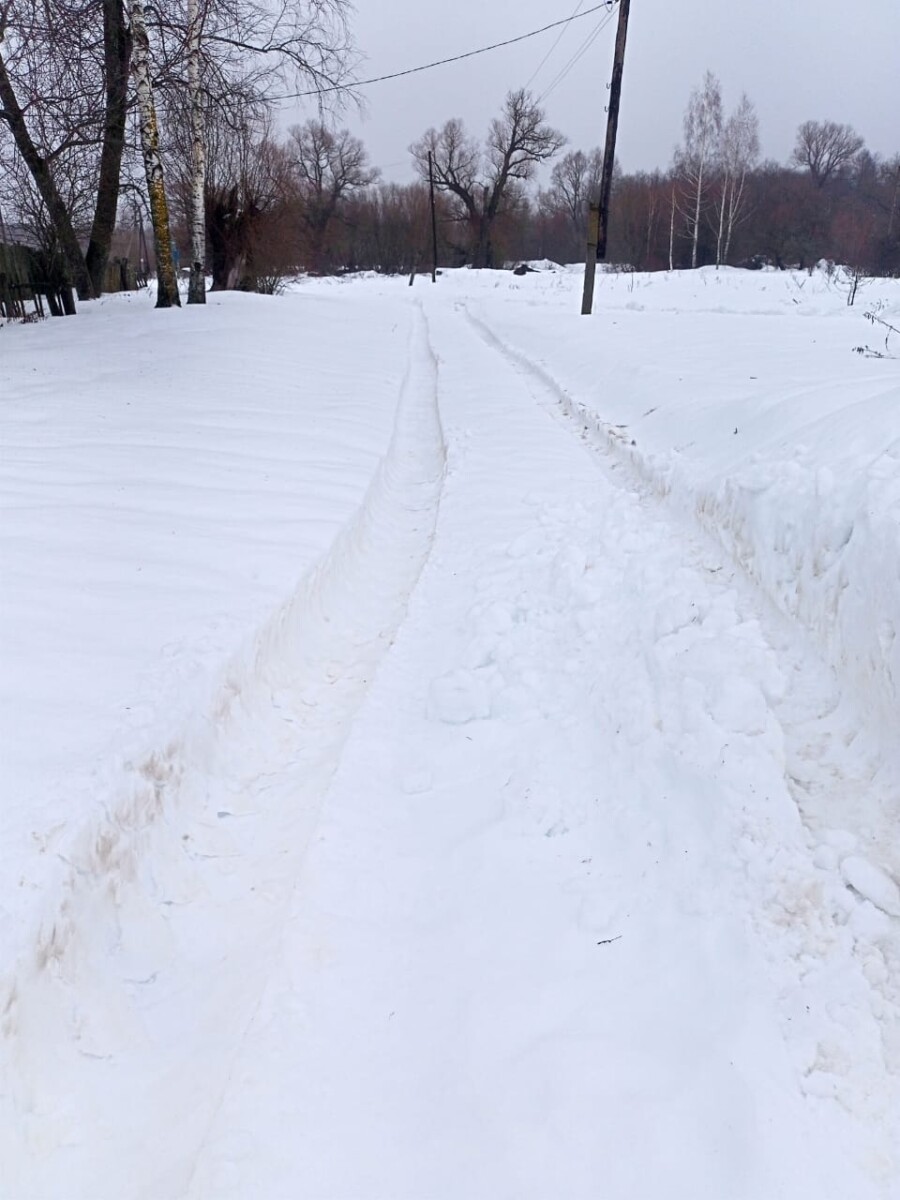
581;0;631;315
428;150;438;283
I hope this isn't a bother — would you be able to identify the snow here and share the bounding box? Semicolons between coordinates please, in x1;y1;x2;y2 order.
842;857;900;918
2;267;900;1198
453;265;900;737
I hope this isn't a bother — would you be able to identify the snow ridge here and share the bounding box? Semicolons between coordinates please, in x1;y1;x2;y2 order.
464;305;900;746
461;303;900;1188
1;304;446;1200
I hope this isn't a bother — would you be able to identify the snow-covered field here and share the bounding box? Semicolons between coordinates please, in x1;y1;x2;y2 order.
1;266;899;1198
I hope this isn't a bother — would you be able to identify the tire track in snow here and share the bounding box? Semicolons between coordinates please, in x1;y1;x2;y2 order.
0;305;445;1200
461;302;900;1182
184;297;895;1198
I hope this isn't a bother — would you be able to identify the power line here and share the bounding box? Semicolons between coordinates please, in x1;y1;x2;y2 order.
273;2;619;101
524;0;588;91
541;19;610;102
539;5;617;103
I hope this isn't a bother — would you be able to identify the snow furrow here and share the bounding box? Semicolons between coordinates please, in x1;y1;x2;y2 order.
1;305;445;1200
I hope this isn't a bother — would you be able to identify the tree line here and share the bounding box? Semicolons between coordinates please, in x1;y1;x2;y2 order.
205;78;898;286
1;3;897;314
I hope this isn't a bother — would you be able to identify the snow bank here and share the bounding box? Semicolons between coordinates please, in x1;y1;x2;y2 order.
453;266;900;741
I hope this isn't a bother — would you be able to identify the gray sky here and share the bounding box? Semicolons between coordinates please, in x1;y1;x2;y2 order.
282;0;899;182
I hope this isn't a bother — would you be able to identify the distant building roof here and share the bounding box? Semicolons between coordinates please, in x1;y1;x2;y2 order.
0;223;42;251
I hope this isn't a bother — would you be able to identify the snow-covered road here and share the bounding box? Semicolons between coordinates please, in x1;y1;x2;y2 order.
3;274;899;1198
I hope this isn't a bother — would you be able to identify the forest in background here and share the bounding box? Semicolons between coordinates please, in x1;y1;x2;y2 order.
1;0;897;306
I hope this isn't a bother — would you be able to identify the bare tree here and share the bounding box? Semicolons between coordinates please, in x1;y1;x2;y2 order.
674;70;722;268
540;147;602;258
186;0;205;303
0;0;98;298
713;92;759;266
607;168;669;270
343;181;434;275
0;0;133;299
411;89;564;269
86;0;131;293
130;0;180;306
203;112;293;290
887;156;900;241
170;0;356;301
792;120;865;188
288;119;377;270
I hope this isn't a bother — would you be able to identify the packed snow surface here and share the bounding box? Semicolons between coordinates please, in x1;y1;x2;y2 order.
1;267;899;1198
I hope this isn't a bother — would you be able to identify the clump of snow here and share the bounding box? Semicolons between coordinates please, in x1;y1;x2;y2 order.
841;855;900;917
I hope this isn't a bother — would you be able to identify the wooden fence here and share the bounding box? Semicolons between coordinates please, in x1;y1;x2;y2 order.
0;242;142;320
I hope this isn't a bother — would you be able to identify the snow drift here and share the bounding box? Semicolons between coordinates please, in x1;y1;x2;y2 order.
460;266;900;744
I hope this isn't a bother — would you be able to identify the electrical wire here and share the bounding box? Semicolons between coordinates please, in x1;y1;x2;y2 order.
524;0;587;92
538;6;616;102
538;4;616;103
272;2;619;101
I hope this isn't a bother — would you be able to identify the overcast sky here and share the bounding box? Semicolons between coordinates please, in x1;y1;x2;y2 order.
280;0;899;183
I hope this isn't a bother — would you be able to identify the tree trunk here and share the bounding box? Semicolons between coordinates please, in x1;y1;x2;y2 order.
208;201;230;291
207;187;242;290
691;163;703;268
723;176;737;265
0;50;94;300
888;164;899;239
84;0;132;296
471;214;493;269
131;0;180;308
186;0;206;304
715;175;727;267
644;197;657;269
668;186;675;270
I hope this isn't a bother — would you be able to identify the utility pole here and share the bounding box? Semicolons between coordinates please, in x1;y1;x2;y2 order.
428;149;438;283
581;0;631;315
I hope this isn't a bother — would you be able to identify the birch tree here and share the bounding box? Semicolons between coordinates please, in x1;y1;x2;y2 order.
186;0;205;303
130;0;181;307
713;93;759;266
176;0;355;302
674;70;722;268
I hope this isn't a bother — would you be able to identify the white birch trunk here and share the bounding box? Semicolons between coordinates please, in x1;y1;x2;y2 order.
714;174;727;267
186;0;206;304
723;169;747;265
690;162;703;269
130;0;180;308
669;185;675;271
